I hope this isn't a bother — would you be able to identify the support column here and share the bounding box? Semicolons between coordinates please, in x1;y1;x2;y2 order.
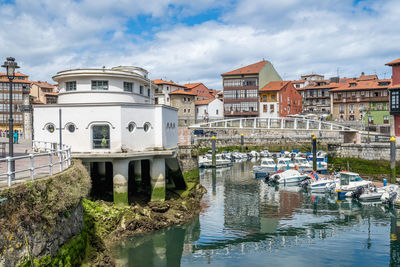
134;160;142;182
150;157;166;202
113;159;130;206
82;161;91;176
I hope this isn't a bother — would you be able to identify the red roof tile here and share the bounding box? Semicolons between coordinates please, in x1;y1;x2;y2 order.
221;60;267;76
169;90;197;96
184;83;202;89
259;81;289;92
329;79;391;92
0;71;28;77
386;58;400;66
33;81;56;88
152;79;186;88
195;99;214;105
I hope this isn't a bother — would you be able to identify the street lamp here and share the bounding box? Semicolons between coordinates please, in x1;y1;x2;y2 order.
366;109;370;144
2;57;20;180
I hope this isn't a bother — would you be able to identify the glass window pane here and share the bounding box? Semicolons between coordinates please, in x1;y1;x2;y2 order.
92;125;110;149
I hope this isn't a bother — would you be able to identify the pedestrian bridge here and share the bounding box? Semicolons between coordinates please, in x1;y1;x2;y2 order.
189;117;357;132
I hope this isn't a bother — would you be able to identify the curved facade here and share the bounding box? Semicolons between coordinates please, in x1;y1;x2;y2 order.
54;66;154;104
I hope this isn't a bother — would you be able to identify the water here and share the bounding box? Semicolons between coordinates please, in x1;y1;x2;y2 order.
114;161;400;266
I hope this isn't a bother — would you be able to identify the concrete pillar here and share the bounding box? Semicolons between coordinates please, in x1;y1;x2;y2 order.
150;157;166;202
113;159;130;206
98;162;106;176
134;160;142;182
82;161;91;176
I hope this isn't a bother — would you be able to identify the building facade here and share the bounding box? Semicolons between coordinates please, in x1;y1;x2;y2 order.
330;78;391;130
222;60;282;117
386;59;400;136
300;79;336;114
169;90;196;126
33;66;179;204
30;81;58;104
184;83;214;100
0;72;32;138
153;79;186;105
195;98;224;122
259;81;302;118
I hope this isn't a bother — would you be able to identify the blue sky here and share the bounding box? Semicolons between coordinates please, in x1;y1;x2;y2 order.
0;0;399;89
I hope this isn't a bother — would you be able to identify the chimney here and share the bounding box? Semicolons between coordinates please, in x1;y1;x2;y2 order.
361;72;365;76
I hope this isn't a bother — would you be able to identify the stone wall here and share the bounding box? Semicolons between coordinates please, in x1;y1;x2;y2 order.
0;160;90;266
328;143;400;161
178;145;198;172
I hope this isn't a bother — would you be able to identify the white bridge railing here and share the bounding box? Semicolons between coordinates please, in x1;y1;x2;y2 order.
0;141;71;187
189;117;357;132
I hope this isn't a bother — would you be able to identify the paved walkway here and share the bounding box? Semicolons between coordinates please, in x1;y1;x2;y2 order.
0;138;65;188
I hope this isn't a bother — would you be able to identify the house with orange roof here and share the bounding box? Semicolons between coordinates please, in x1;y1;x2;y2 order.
183;83;214;100
195;98;224;121
0;71;32;137
259;81;302;118
153;79;186;105
169;90;196;126
329;77;391;131
300;77;339;114
221;59;282;117
386;58;400;136
30;81;58;104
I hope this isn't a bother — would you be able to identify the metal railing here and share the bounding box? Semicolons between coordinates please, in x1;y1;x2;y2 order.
189;117;357;132
0;141;71;187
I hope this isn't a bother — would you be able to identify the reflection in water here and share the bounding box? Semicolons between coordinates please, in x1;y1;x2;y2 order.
115;162;400;266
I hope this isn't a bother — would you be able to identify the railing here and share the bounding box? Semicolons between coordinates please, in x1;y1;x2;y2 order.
189;117;357;132
0;141;71;187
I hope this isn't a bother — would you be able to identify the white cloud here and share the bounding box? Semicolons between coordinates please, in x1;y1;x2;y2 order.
0;0;399;88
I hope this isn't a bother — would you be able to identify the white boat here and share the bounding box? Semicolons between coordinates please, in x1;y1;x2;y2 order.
276;157;294;171
381;184;400;205
307;156;328;173
292;157;313;172
252;158;277;177
260;149;271;158
336;172;372;198
198;154;232;168
249;150;260;158
302;177;337;193
268;170;309;185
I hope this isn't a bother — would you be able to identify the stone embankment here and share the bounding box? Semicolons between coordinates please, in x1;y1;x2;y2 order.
0;160;91;266
329;143;400;161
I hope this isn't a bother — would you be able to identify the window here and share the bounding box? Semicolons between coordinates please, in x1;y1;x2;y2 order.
340;104;345;113
263;104;268;112
67;124;76;133
147;89;150;97
128;122;136;132
91;81;108;90
124;82;133;92
92;125;110;149
46;124;55;133
359;104;364;111
216;109;218;115
66;81;76;91
140;85;144;94
270;104;274;113
143;122;151;132
368;116;374;124
184;109;186;113
392;91;400;110
384;116;389;124
188;109;190;113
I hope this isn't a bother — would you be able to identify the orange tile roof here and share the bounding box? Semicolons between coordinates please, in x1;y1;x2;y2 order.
195;99;214;105
329;79;391;92
357;74;378;81
169;90;197;96
386;58;400;66
152;79;186;88
259;81;289;92
0;71;28;77
33;81;56;88
291;80;306;83
221;60;267;76
184;83;202;89
0;78;31;84
303;83;340;90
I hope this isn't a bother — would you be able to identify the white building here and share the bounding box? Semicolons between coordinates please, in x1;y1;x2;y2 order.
153;79;187;105
33;66;180;204
195;98;224;121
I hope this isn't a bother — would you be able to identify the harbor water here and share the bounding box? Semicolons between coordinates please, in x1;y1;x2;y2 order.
114;161;400;266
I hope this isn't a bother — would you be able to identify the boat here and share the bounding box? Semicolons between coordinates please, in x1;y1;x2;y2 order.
335;172;372;198
301;176;337;193
307;155;328;173
267;169;309;185
276;157;294;171
260;149;271;158
292;157;313;172
252;158;277;177
198;154;232;168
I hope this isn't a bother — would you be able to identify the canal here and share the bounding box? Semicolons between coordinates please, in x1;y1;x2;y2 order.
114;161;400;266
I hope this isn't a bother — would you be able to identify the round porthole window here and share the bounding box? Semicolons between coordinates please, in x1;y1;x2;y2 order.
67;124;76;133
128;122;136;132
46;124;55;133
144;122;151;132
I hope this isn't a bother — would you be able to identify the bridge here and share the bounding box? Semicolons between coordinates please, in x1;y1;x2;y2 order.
187;117;390;147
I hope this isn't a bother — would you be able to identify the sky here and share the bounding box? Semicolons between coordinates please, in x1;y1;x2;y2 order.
0;0;399;90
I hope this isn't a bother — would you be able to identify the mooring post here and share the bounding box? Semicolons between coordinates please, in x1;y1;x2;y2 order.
390;136;396;184
241;133;244;152
312;134;317;172
212;136;216;168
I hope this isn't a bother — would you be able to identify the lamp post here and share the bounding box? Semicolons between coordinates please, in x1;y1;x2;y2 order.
367;109;370;144
2;57;19;180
